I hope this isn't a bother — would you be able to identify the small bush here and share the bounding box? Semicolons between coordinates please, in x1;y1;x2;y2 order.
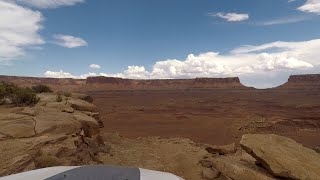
63;92;71;97
0;82;39;106
32;84;52;93
56;93;63;102
83;95;93;103
11;88;38;106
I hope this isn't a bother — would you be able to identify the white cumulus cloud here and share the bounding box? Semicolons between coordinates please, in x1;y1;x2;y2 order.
52;34;87;48
212;12;249;22
13;0;84;9
0;1;44;61
89;64;101;69
298;0;320;14
44;39;320;88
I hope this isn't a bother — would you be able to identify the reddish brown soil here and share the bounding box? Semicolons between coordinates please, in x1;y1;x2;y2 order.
88;89;320;148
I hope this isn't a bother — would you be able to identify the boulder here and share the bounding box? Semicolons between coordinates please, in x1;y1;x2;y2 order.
240;134;320;179
81;111;103;128
34;112;81;135
73;112;100;137
212;155;276;180
67;99;97;112
206;143;236;155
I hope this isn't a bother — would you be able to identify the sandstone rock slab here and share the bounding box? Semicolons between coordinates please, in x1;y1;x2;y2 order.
212;155;276;180
240;134;320;180
34;112;81;135
67;99;97;112
0;118;35;138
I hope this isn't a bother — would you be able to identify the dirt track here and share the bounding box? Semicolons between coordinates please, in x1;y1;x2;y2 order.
89;89;320;148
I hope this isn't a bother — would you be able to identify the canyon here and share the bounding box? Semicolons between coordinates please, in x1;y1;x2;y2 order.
1;74;320;179
1;74;320;148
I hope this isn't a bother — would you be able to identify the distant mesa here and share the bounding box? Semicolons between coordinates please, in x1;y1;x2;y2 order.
279;74;320;89
86;76;247;89
0;74;320;91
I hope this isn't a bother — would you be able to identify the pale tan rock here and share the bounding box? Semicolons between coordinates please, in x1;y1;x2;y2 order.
212;155;276;180
0;112;35;138
0;118;35;138
73;112;100;137
67;99;97;112
34;112;81;135
63;106;74;113
240;134;320;180
0;113;28;121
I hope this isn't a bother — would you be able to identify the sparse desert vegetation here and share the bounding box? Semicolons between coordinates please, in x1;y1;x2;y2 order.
0;82;39;106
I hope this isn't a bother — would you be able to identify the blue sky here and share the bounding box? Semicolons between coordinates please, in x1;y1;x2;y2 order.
1;0;320;88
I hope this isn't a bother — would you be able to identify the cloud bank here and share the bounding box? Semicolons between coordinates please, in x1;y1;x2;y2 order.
44;39;320;88
0;1;44;61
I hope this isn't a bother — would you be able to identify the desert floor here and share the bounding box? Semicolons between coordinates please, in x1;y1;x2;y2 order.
88;89;320;148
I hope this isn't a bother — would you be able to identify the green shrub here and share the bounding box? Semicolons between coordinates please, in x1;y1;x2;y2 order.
10;87;39;106
32;84;52;93
0;82;39;106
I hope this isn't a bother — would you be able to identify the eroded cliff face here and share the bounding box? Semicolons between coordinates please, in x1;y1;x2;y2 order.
0;75;248;91
0;76;86;92
279;74;320;89
2;74;320;91
86;76;247;90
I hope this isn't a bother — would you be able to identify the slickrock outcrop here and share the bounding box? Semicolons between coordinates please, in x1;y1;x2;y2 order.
0;93;109;176
211;154;276;180
240;134;320;179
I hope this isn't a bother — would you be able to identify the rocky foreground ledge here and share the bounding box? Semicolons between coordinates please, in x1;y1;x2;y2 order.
0;93;108;176
0;93;320;179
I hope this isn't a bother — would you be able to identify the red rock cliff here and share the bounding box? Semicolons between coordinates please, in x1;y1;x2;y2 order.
0;75;248;91
279;74;320;89
0;75;86;91
86;76;247;90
